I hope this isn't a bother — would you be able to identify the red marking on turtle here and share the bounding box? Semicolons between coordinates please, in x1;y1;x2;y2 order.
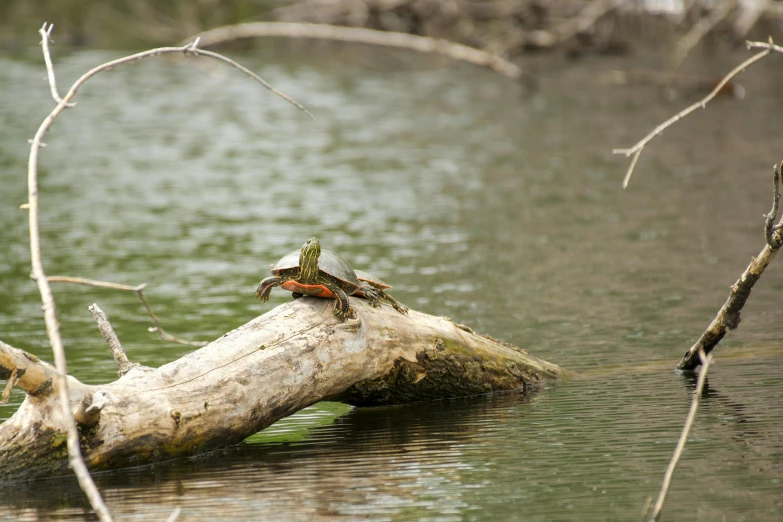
280;281;337;298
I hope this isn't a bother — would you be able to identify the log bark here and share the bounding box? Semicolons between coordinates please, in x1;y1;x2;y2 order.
0;298;567;481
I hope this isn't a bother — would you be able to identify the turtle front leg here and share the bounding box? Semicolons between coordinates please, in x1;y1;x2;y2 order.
256;276;282;302
321;280;354;320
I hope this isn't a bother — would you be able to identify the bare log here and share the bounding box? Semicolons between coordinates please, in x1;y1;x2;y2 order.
0;298;566;481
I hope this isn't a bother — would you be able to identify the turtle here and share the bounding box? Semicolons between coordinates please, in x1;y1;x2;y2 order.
255;237;408;319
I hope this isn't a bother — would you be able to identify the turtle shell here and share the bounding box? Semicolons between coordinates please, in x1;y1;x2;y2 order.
354;269;391;290
272;248;362;289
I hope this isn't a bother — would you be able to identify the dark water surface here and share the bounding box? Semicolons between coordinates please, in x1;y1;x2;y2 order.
1;44;783;520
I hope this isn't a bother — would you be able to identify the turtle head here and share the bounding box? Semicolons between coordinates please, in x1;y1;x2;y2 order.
299;237;321;282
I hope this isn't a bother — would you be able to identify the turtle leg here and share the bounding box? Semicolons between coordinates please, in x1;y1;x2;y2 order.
320;279;354;319
291;292;303;299
256;276;282;302
358;283;382;308
376;289;409;315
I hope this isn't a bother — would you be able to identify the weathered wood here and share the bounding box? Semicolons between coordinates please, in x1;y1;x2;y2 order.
0;298;567;481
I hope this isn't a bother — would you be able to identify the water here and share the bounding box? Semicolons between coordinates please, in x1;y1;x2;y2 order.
2;43;783;520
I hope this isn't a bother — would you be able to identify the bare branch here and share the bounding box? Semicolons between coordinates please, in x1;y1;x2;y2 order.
48;275;140;292
765;163;782;248
622;149;642;189
26;30;309;521
135;287;207;346
677;161;783;370
184;43;313;119
747;38;783;54
48;276;206;347
649;349;712;521
187;22;523;79
614;47;771;187
39;23;76;108
669;1;736;75
89;304;138;376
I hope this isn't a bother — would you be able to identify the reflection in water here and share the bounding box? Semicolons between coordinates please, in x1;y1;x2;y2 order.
4;370;783;521
1;46;783;520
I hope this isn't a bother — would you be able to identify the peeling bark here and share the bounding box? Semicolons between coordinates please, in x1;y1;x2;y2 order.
0;298;567;481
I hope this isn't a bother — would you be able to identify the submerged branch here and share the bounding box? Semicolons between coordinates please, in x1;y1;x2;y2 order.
650;349;713;521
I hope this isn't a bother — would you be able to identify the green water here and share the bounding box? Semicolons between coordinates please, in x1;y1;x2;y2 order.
1;43;783;520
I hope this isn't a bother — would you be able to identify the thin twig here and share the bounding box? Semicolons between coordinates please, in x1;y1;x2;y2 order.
746;39;783;53
39;23;75;107
622;149;642;189
649;349;712;522
187;22;524;79
136;287;206;346
27;28;307;521
48;276;206;346
183;40;313;119
89;304;137;376
48;275;140;292
614;45;771;187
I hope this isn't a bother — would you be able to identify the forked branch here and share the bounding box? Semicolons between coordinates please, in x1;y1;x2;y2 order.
614;39;775;188
24;22;310;520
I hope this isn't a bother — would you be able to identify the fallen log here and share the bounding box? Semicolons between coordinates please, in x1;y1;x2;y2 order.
0;297;566;481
